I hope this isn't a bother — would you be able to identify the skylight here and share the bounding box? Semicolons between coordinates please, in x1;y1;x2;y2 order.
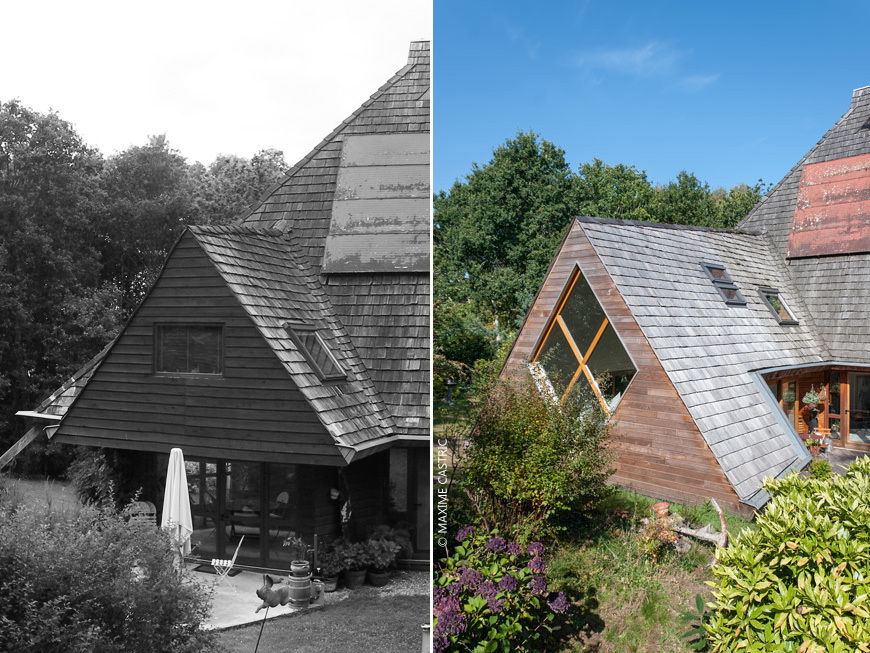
758;287;799;325
284;323;347;381
700;262;746;306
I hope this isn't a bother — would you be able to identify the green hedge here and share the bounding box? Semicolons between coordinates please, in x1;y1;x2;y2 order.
705;458;870;651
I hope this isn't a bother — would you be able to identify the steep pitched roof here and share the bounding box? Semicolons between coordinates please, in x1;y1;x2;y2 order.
740;86;870;362
243;40;430;270
189;225;392;454
242;40;431;438
576;217;824;501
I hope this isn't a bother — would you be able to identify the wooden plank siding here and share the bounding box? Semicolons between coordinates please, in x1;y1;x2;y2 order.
55;232;345;465
504;221;745;513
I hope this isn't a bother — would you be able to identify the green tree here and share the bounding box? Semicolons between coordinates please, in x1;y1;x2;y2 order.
574;158;655;221
434;132;576;330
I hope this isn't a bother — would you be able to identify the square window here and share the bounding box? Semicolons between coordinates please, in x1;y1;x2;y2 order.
700;262;747;306
156;325;222;374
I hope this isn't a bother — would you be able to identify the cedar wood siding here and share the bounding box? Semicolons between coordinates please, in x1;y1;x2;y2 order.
504;221;744;513
55;232;345;465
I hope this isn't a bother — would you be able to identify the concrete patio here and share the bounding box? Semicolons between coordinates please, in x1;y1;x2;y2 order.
822;446;870;474
188;565;429;631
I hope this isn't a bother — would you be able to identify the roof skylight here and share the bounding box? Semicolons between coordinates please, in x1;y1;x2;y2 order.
700;263;746;306
758;288;799;325
284;323;347;381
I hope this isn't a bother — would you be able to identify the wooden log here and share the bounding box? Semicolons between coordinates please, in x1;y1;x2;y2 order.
0;426;42;471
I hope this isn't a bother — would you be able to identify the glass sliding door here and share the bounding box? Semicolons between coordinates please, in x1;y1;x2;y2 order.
185;460;220;560
849;374;870;445
223;461;264;563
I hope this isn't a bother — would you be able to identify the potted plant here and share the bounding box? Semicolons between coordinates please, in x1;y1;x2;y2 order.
283;534;310;577
317;549;342;592
334;541;369;589
806;438;821;457
802;387;821;411
366;538;401;587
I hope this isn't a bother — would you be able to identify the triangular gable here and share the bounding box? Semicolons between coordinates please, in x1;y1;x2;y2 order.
55;230;347;465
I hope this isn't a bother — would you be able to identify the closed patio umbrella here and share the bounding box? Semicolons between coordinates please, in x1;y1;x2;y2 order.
161;448;193;559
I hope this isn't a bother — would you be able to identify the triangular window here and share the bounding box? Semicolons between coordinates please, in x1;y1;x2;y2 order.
531;267;637;415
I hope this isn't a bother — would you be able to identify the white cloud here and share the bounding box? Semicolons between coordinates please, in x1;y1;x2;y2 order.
677;74;721;92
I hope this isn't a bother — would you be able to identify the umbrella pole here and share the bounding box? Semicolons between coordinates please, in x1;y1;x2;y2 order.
253;606;269;653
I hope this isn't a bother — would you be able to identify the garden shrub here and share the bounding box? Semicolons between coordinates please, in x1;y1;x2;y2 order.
433;528;570;652
67;446;118;507
808;458;832;480
637;517;678;563
705;458;870;651
0;499;214;652
459;374;613;541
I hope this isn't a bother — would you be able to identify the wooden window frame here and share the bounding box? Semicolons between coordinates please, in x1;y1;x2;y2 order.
153;323;224;377
530;265;637;416
758;287;799;325
700;262;747;306
283;322;347;382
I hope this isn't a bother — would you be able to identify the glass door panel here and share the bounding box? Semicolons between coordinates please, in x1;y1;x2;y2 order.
849;374;870;445
265;463;302;566
185;460;219;560
223;461;263;563
783;381;797;431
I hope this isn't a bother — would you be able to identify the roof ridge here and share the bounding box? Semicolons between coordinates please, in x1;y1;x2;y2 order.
574;215;763;236
241;41;429;226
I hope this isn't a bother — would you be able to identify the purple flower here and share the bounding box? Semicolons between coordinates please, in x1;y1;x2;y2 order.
474;580;498;599
528;556;546;573
487;596;506;613
458;566;484;591
434;604;467;638
547;591;570;613
530;575;547;596
433;635;449;653
498;573;518;592
528;542;545;557
455;526;474;543
506;542;523;557
486;536;506;552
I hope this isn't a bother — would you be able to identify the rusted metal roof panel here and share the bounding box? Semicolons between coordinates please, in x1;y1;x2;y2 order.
788;153;870;258
323;134;429;273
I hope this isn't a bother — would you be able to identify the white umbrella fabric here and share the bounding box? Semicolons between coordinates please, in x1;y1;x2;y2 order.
161;448;193;559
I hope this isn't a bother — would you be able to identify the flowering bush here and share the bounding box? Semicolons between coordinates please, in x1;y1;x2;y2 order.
433;528;570;652
637;517;678;563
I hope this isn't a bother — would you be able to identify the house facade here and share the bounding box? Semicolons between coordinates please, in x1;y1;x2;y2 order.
505;85;870;515
9;41;431;570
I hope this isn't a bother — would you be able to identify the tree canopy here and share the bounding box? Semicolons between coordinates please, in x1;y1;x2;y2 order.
0;99;289;457
434;131;766;367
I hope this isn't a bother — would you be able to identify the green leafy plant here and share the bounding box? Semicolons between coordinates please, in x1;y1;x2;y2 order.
802;388;821;406
282;534;309;561
458;373;614;542
679;594;710;651
637;517;679;563
433;528;570;652
333;540;371;572
370;524;414;558
705;459;870;649
317;548;343;577
0;497;214;652
808;459;832;480
366;538;401;572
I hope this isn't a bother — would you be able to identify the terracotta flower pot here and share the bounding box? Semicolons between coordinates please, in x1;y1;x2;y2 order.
290;560;310;577
652;502;669;518
320;575;339;592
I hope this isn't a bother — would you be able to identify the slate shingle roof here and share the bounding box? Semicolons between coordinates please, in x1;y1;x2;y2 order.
242;40;431;438
578;217;823;500
189;225;391;452
740;86;870;362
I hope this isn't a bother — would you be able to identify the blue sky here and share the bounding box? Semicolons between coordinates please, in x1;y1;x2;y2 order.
434;1;870;194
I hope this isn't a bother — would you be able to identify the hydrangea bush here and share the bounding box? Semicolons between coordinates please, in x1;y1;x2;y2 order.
705;458;870;650
433;528;569;652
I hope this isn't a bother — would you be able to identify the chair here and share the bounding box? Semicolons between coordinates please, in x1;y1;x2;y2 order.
127;501;156;528
211;535;245;591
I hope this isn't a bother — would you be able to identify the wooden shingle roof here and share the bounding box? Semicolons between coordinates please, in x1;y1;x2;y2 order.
740;86;870;362
189;225;392;454
577;217;825;501
242;40;431;438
